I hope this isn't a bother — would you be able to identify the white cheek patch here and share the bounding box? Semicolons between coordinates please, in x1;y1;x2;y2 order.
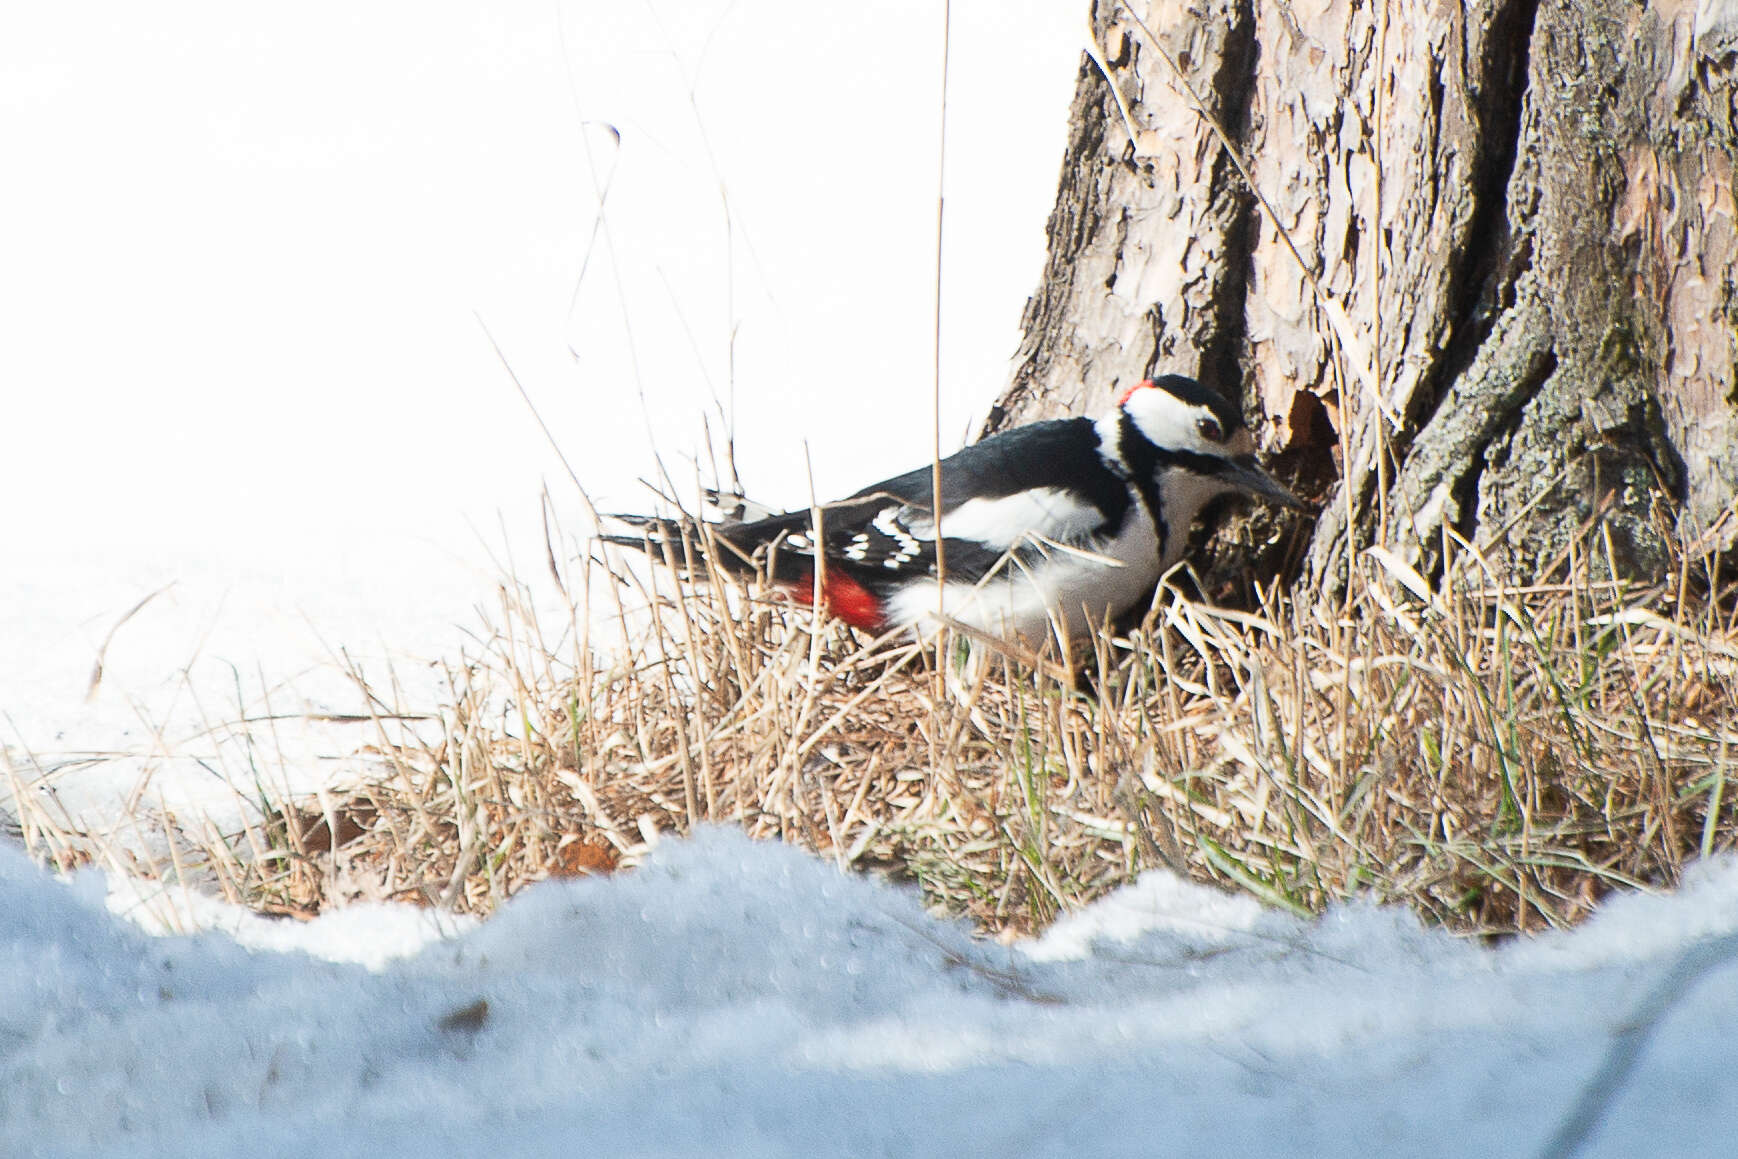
1121;388;1196;449
1123;388;1239;456
910;488;1104;549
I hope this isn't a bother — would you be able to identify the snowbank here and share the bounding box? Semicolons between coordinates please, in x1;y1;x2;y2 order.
5;829;1736;1158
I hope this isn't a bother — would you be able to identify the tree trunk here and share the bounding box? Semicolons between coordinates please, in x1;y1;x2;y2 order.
992;0;1738;589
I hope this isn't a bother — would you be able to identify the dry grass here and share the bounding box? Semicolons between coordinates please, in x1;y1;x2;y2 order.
32;513;1727;941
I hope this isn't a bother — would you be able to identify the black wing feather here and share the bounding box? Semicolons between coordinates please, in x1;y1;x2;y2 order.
602;416;1126;589
847;417;1120;515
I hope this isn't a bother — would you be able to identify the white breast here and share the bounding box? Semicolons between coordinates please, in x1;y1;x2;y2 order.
882;498;1165;644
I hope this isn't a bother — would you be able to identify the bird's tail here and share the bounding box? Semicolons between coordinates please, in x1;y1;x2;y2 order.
596;485;782;558
700;487;780;524
595;514;757;575
598;478;860;590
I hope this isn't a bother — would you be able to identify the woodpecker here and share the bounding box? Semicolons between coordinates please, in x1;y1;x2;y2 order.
601;374;1306;644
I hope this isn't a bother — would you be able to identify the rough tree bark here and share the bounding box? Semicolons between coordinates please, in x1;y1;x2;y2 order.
990;0;1738;590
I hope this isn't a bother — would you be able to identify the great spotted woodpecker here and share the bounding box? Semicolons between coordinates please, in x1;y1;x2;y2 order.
601;374;1306;643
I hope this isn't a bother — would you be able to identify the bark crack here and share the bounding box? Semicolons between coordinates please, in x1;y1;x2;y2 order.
1194;0;1258;401
1453;345;1557;548
1389;275;1557;579
1410;0;1542;437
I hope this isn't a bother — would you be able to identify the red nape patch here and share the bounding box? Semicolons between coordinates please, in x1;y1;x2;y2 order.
782;572;886;632
1115;379;1156;407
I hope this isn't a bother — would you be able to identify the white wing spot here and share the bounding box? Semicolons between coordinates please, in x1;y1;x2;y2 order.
872;507;923;567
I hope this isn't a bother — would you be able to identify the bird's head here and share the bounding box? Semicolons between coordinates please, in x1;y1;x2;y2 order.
1113;375;1307;511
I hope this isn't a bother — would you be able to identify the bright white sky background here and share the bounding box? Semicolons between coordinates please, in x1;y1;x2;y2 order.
1;0;1082;762
3;1;1081;554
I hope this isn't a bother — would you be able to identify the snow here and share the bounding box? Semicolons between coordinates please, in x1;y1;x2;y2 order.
3;828;1737;1157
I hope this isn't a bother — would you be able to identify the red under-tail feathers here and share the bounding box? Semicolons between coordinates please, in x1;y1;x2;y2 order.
781;570;887;633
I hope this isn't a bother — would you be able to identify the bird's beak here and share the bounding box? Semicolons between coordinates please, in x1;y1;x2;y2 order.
1220;455;1309;511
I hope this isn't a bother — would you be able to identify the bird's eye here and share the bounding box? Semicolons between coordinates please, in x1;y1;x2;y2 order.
1196;416;1225;443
